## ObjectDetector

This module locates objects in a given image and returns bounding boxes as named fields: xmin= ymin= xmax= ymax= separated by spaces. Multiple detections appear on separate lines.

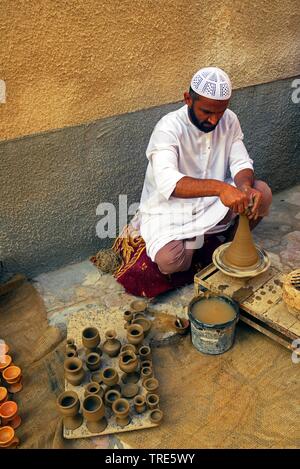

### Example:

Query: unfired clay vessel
xmin=101 ymin=367 xmax=119 ymax=387
xmin=223 ymin=214 xmax=259 ymax=268
xmin=143 ymin=377 xmax=159 ymax=395
xmin=104 ymin=389 xmax=121 ymax=408
xmin=82 ymin=395 xmax=107 ymax=433
xmin=141 ymin=359 xmax=152 ymax=369
xmin=112 ymin=398 xmax=131 ymax=427
xmin=138 ymin=345 xmax=151 ymax=361
xmin=102 ymin=330 xmax=121 ymax=357
xmin=121 ymin=371 xmax=140 ymax=384
xmin=134 ymin=395 xmax=147 ymax=414
xmin=82 ymin=326 xmax=100 ymax=352
xmin=146 ymin=393 xmax=160 ymax=410
xmin=90 ymin=371 xmax=103 ymax=385
xmin=64 ymin=357 xmax=85 ymax=386
xmin=120 ymin=343 xmax=137 ymax=354
xmin=86 ymin=352 xmax=101 ymax=371
xmin=57 ymin=390 xmax=83 ymax=430
xmin=130 ymin=299 xmax=147 ymax=313
xmin=123 ymin=310 xmax=133 ymax=329
xmin=119 ymin=350 xmax=138 ymax=374
xmin=127 ymin=324 xmax=144 ymax=346
xmin=84 ymin=382 xmax=104 ymax=398
xmin=141 ymin=366 xmax=153 ymax=383
xmin=121 ymin=383 xmax=139 ymax=398
xmin=149 ymin=408 xmax=163 ymax=424
xmin=132 ymin=317 xmax=152 ymax=337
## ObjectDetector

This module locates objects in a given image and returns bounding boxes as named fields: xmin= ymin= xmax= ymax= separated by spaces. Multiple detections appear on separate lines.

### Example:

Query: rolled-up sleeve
xmin=229 ymin=117 xmax=254 ymax=179
xmin=146 ymin=129 xmax=186 ymax=200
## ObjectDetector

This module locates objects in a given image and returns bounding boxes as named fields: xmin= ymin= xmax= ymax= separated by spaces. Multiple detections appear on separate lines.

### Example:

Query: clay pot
xmin=146 ymin=393 xmax=160 ymax=410
xmin=0 ymin=354 xmax=12 ymax=372
xmin=132 ymin=317 xmax=152 ymax=337
xmin=86 ymin=352 xmax=101 ymax=371
xmin=84 ymin=382 xmax=104 ymax=398
xmin=141 ymin=366 xmax=153 ymax=383
xmin=3 ymin=366 xmax=23 ymax=393
xmin=90 ymin=371 xmax=103 ymax=385
xmin=0 ymin=426 xmax=19 ymax=448
xmin=82 ymin=326 xmax=100 ymax=352
xmin=65 ymin=348 xmax=78 ymax=358
xmin=66 ymin=338 xmax=75 ymax=347
xmin=133 ymin=395 xmax=147 ymax=414
xmin=104 ymin=389 xmax=121 ymax=408
xmin=57 ymin=390 xmax=83 ymax=430
xmin=112 ymin=398 xmax=131 ymax=427
xmin=149 ymin=408 xmax=163 ymax=424
xmin=0 ymin=401 xmax=21 ymax=429
xmin=0 ymin=386 xmax=8 ymax=405
xmin=174 ymin=317 xmax=190 ymax=335
xmin=126 ymin=324 xmax=144 ymax=347
xmin=64 ymin=357 xmax=85 ymax=386
xmin=101 ymin=367 xmax=119 ymax=387
xmin=123 ymin=311 xmax=133 ymax=329
xmin=120 ymin=343 xmax=137 ymax=354
xmin=143 ymin=377 xmax=159 ymax=394
xmin=102 ymin=330 xmax=121 ymax=357
xmin=223 ymin=214 xmax=259 ymax=268
xmin=130 ymin=300 xmax=147 ymax=313
xmin=121 ymin=371 xmax=140 ymax=384
xmin=121 ymin=383 xmax=139 ymax=398
xmin=141 ymin=359 xmax=152 ymax=369
xmin=82 ymin=395 xmax=107 ymax=433
xmin=138 ymin=345 xmax=152 ymax=361
xmin=119 ymin=351 xmax=138 ymax=374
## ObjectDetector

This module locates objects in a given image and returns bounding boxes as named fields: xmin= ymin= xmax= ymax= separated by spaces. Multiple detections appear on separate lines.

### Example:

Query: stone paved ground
xmin=32 ymin=184 xmax=300 ymax=448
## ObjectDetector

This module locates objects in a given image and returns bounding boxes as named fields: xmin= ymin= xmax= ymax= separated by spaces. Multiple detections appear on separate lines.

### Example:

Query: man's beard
xmin=188 ymin=104 xmax=218 ymax=133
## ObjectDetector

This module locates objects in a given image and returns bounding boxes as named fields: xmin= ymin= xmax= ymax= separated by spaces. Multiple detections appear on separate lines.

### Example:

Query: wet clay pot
xmin=0 ymin=401 xmax=21 ymax=429
xmin=65 ymin=348 xmax=78 ymax=358
xmin=0 ymin=426 xmax=19 ymax=449
xmin=86 ymin=352 xmax=101 ymax=371
xmin=146 ymin=393 xmax=160 ymax=410
xmin=82 ymin=326 xmax=100 ymax=352
xmin=101 ymin=367 xmax=119 ymax=387
xmin=141 ymin=359 xmax=152 ymax=369
xmin=134 ymin=395 xmax=147 ymax=414
xmin=102 ymin=330 xmax=121 ymax=357
xmin=104 ymin=389 xmax=121 ymax=408
xmin=83 ymin=395 xmax=107 ymax=433
xmin=121 ymin=383 xmax=139 ymax=398
xmin=138 ymin=345 xmax=152 ymax=361
xmin=119 ymin=350 xmax=138 ymax=374
xmin=132 ymin=317 xmax=152 ymax=337
xmin=84 ymin=382 xmax=104 ymax=398
xmin=112 ymin=398 xmax=131 ymax=427
xmin=130 ymin=299 xmax=148 ymax=313
xmin=126 ymin=324 xmax=144 ymax=347
xmin=143 ymin=377 xmax=159 ymax=395
xmin=64 ymin=357 xmax=85 ymax=386
xmin=223 ymin=214 xmax=259 ymax=268
xmin=120 ymin=343 xmax=137 ymax=354
xmin=0 ymin=354 xmax=13 ymax=372
xmin=3 ymin=366 xmax=23 ymax=393
xmin=141 ymin=366 xmax=153 ymax=383
xmin=149 ymin=408 xmax=163 ymax=424
xmin=123 ymin=310 xmax=133 ymax=329
xmin=0 ymin=386 xmax=8 ymax=405
xmin=57 ymin=391 xmax=83 ymax=430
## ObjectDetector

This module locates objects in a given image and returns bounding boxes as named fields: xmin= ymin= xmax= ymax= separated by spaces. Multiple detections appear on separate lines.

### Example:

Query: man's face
xmin=184 ymin=92 xmax=230 ymax=133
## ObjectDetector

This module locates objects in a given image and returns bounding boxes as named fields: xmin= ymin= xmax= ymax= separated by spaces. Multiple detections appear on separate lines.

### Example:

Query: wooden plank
xmin=239 ymin=314 xmax=293 ymax=351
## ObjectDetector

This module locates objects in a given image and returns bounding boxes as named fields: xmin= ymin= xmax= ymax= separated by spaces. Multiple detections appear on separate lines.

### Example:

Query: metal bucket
xmin=188 ymin=294 xmax=239 ymax=355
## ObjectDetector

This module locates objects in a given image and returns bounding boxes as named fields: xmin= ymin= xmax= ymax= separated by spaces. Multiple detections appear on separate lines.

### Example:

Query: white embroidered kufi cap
xmin=191 ymin=67 xmax=232 ymax=100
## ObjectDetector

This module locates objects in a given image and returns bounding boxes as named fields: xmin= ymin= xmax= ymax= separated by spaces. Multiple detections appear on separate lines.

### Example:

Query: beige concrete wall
xmin=1 ymin=0 xmax=300 ymax=141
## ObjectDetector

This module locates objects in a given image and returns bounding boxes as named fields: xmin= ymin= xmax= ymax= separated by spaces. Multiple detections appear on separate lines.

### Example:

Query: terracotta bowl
xmin=3 ymin=366 xmax=21 ymax=383
xmin=0 ymin=354 xmax=12 ymax=371
xmin=0 ymin=386 xmax=8 ymax=404
xmin=0 ymin=400 xmax=18 ymax=419
xmin=0 ymin=426 xmax=15 ymax=447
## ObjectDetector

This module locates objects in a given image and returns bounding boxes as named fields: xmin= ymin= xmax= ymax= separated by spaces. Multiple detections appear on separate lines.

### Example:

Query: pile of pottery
xmin=0 ymin=341 xmax=22 ymax=448
xmin=57 ymin=300 xmax=163 ymax=434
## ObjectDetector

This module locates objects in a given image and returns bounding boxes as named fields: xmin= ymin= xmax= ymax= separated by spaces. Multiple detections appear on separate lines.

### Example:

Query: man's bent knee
xmin=155 ymin=240 xmax=193 ymax=275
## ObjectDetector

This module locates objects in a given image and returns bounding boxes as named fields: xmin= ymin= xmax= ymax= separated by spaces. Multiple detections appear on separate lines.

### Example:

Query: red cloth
xmin=111 ymin=224 xmax=226 ymax=298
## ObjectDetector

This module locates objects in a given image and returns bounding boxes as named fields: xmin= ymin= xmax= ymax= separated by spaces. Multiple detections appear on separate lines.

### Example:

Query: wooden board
xmin=194 ymin=265 xmax=300 ymax=351
xmin=64 ymin=309 xmax=158 ymax=439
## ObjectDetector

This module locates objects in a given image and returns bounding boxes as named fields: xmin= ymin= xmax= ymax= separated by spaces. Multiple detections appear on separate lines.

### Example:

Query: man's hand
xmin=239 ymin=185 xmax=262 ymax=220
xmin=219 ymin=184 xmax=249 ymax=214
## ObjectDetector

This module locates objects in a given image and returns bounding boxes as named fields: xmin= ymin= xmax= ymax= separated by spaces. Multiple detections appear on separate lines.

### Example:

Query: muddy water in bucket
xmin=188 ymin=294 xmax=239 ymax=355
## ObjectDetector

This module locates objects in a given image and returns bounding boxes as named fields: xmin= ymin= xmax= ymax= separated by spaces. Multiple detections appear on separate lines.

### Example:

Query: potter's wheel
xmin=212 ymin=242 xmax=271 ymax=278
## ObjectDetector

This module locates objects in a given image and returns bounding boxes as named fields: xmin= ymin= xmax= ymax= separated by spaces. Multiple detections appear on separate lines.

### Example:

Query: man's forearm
xmin=171 ymin=176 xmax=227 ymax=198
xmin=234 ymin=169 xmax=254 ymax=190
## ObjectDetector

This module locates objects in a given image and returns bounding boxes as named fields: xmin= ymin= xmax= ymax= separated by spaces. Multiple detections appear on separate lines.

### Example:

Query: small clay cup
xmin=66 ymin=338 xmax=75 ymax=347
xmin=86 ymin=352 xmax=101 ymax=371
xmin=0 ymin=400 xmax=21 ymax=429
xmin=83 ymin=395 xmax=107 ymax=433
xmin=102 ymin=330 xmax=121 ymax=357
xmin=127 ymin=324 xmax=144 ymax=346
xmin=82 ymin=326 xmax=100 ymax=351
xmin=120 ymin=343 xmax=137 ymax=354
xmin=174 ymin=317 xmax=190 ymax=335
xmin=134 ymin=395 xmax=147 ymax=414
xmin=132 ymin=317 xmax=152 ymax=337
xmin=138 ymin=345 xmax=152 ymax=361
xmin=121 ymin=383 xmax=139 ymax=398
xmin=123 ymin=310 xmax=133 ymax=329
xmin=0 ymin=426 xmax=19 ymax=448
xmin=143 ymin=377 xmax=159 ymax=395
xmin=112 ymin=398 xmax=131 ymax=427
xmin=65 ymin=348 xmax=78 ymax=358
xmin=141 ymin=366 xmax=153 ymax=383
xmin=104 ymin=389 xmax=121 ymax=408
xmin=2 ymin=366 xmax=23 ymax=393
xmin=146 ymin=393 xmax=160 ymax=410
xmin=0 ymin=386 xmax=8 ymax=405
xmin=149 ymin=408 xmax=163 ymax=424
xmin=119 ymin=350 xmax=138 ymax=374
xmin=57 ymin=390 xmax=83 ymax=430
xmin=64 ymin=357 xmax=85 ymax=386
xmin=130 ymin=299 xmax=147 ymax=313
xmin=101 ymin=367 xmax=119 ymax=387
xmin=84 ymin=382 xmax=104 ymax=398
xmin=141 ymin=359 xmax=152 ymax=369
